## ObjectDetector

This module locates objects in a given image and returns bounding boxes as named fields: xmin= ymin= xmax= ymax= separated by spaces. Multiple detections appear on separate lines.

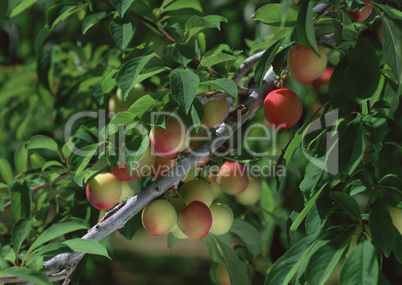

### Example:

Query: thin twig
xmin=3 ymin=171 xmax=72 ymax=209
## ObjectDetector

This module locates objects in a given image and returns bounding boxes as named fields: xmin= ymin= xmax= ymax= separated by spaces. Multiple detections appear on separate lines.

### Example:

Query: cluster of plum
xmin=142 ymin=161 xmax=261 ymax=240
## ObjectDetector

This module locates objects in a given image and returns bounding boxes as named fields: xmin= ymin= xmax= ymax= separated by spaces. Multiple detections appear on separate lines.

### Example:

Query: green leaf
xmin=82 ymin=11 xmax=113 ymax=34
xmin=295 ymin=0 xmax=318 ymax=54
xmin=369 ymin=199 xmax=397 ymax=257
xmin=10 ymin=0 xmax=38 ymax=18
xmin=230 ymin=220 xmax=262 ymax=257
xmin=200 ymin=78 xmax=238 ymax=99
xmin=128 ymin=94 xmax=158 ymax=118
xmin=290 ymin=182 xmax=328 ymax=231
xmin=334 ymin=11 xmax=357 ymax=43
xmin=348 ymin=179 xmax=368 ymax=196
xmin=41 ymin=160 xmax=64 ymax=171
xmin=112 ymin=0 xmax=134 ymax=17
xmin=102 ymin=69 xmax=119 ymax=94
xmin=252 ymin=4 xmax=298 ymax=27
xmin=0 ymin=158 xmax=14 ymax=185
xmin=0 ymin=267 xmax=51 ymax=285
xmin=14 ymin=143 xmax=28 ymax=174
xmin=10 ymin=180 xmax=31 ymax=221
xmin=116 ymin=53 xmax=158 ymax=99
xmin=26 ymin=243 xmax=73 ymax=266
xmin=172 ymin=44 xmax=195 ymax=67
xmin=381 ymin=16 xmax=402 ymax=88
xmin=124 ymin=136 xmax=150 ymax=171
xmin=329 ymin=192 xmax=361 ymax=221
xmin=28 ymin=220 xmax=89 ymax=253
xmin=118 ymin=213 xmax=142 ymax=240
xmin=199 ymin=53 xmax=237 ymax=69
xmin=47 ymin=2 xmax=79 ymax=30
xmin=362 ymin=112 xmax=389 ymax=151
xmin=70 ymin=143 xmax=100 ymax=183
xmin=62 ymin=239 xmax=111 ymax=259
xmin=12 ymin=218 xmax=32 ymax=255
xmin=202 ymin=234 xmax=225 ymax=263
xmin=265 ymin=232 xmax=321 ymax=285
xmin=170 ymin=69 xmax=199 ymax=114
xmin=109 ymin=111 xmax=136 ymax=127
xmin=340 ymin=239 xmax=379 ymax=285
xmin=254 ymin=37 xmax=285 ymax=88
xmin=109 ymin=14 xmax=136 ymax=51
xmin=344 ymin=37 xmax=381 ymax=102
xmin=306 ymin=232 xmax=351 ymax=285
xmin=28 ymin=135 xmax=59 ymax=152
xmin=215 ymin=238 xmax=249 ymax=285
xmin=272 ymin=45 xmax=292 ymax=75
xmin=162 ymin=0 xmax=202 ymax=13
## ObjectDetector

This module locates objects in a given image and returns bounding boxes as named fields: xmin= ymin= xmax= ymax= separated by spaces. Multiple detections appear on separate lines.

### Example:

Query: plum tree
xmin=215 ymin=264 xmax=231 ymax=285
xmin=177 ymin=201 xmax=212 ymax=239
xmin=111 ymin=146 xmax=156 ymax=181
xmin=287 ymin=44 xmax=327 ymax=83
xmin=179 ymin=179 xmax=214 ymax=206
xmin=149 ymin=156 xmax=177 ymax=179
xmin=200 ymin=95 xmax=229 ymax=128
xmin=108 ymin=84 xmax=146 ymax=113
xmin=207 ymin=174 xmax=223 ymax=200
xmin=86 ymin=173 xmax=122 ymax=210
xmin=235 ymin=177 xmax=261 ymax=206
xmin=141 ymin=199 xmax=177 ymax=236
xmin=209 ymin=203 xmax=234 ymax=235
xmin=149 ymin=118 xmax=190 ymax=158
xmin=345 ymin=0 xmax=373 ymax=22
xmin=388 ymin=206 xmax=402 ymax=235
xmin=217 ymin=162 xmax=249 ymax=195
xmin=263 ymin=89 xmax=303 ymax=130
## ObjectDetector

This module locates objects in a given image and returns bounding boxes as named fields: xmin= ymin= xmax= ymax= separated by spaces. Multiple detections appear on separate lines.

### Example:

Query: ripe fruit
xmin=86 ymin=173 xmax=122 ymax=210
xmin=387 ymin=206 xmax=402 ymax=235
xmin=287 ymin=44 xmax=327 ymax=83
xmin=207 ymin=174 xmax=223 ymax=200
xmin=346 ymin=0 xmax=373 ymax=22
xmin=179 ymin=179 xmax=214 ymax=207
xmin=141 ymin=199 xmax=177 ymax=236
xmin=149 ymin=156 xmax=177 ymax=179
xmin=149 ymin=118 xmax=190 ymax=158
xmin=311 ymin=67 xmax=334 ymax=93
xmin=216 ymin=264 xmax=230 ymax=285
xmin=263 ymin=89 xmax=303 ymax=130
xmin=217 ymin=162 xmax=249 ymax=195
xmin=200 ymin=96 xmax=229 ymax=128
xmin=235 ymin=177 xmax=261 ymax=206
xmin=109 ymin=84 xmax=146 ymax=113
xmin=177 ymin=201 xmax=212 ymax=239
xmin=111 ymin=146 xmax=156 ymax=182
xmin=209 ymin=203 xmax=234 ymax=235
xmin=187 ymin=128 xmax=210 ymax=166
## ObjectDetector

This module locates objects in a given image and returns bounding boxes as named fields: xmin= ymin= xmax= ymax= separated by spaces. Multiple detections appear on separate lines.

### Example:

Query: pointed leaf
xmin=10 ymin=180 xmax=31 ymax=221
xmin=82 ymin=11 xmax=113 ymax=34
xmin=329 ymin=191 xmax=361 ymax=221
xmin=0 ymin=267 xmax=51 ymax=285
xmin=252 ymin=4 xmax=298 ymax=27
xmin=200 ymin=78 xmax=238 ymax=99
xmin=109 ymin=14 xmax=136 ymax=51
xmin=62 ymin=239 xmax=111 ymax=259
xmin=14 ymin=143 xmax=28 ymax=174
xmin=112 ymin=0 xmax=135 ymax=17
xmin=0 ymin=158 xmax=13 ymax=185
xmin=10 ymin=0 xmax=38 ymax=18
xmin=12 ymin=218 xmax=32 ymax=255
xmin=295 ymin=0 xmax=318 ymax=54
xmin=28 ymin=135 xmax=59 ymax=152
xmin=170 ymin=69 xmax=199 ymax=114
xmin=47 ymin=2 xmax=78 ymax=30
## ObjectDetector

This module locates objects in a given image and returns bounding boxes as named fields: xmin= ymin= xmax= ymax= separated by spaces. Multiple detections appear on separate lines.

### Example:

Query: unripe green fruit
xmin=170 ymin=224 xmax=188 ymax=239
xmin=112 ymin=146 xmax=156 ymax=181
xmin=141 ymin=199 xmax=177 ymax=236
xmin=201 ymin=97 xmax=229 ymax=128
xmin=108 ymin=84 xmax=146 ymax=113
xmin=388 ymin=206 xmax=402 ymax=235
xmin=118 ymin=182 xmax=135 ymax=203
xmin=181 ymin=166 xmax=199 ymax=183
xmin=179 ymin=179 xmax=214 ymax=207
xmin=235 ymin=177 xmax=261 ymax=206
xmin=287 ymin=44 xmax=327 ymax=83
xmin=177 ymin=201 xmax=212 ymax=239
xmin=216 ymin=264 xmax=231 ymax=285
xmin=149 ymin=118 xmax=190 ymax=158
xmin=209 ymin=203 xmax=234 ymax=235
xmin=217 ymin=162 xmax=249 ymax=195
xmin=86 ymin=173 xmax=122 ymax=210
xmin=263 ymin=89 xmax=303 ymax=130
xmin=207 ymin=174 xmax=223 ymax=200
